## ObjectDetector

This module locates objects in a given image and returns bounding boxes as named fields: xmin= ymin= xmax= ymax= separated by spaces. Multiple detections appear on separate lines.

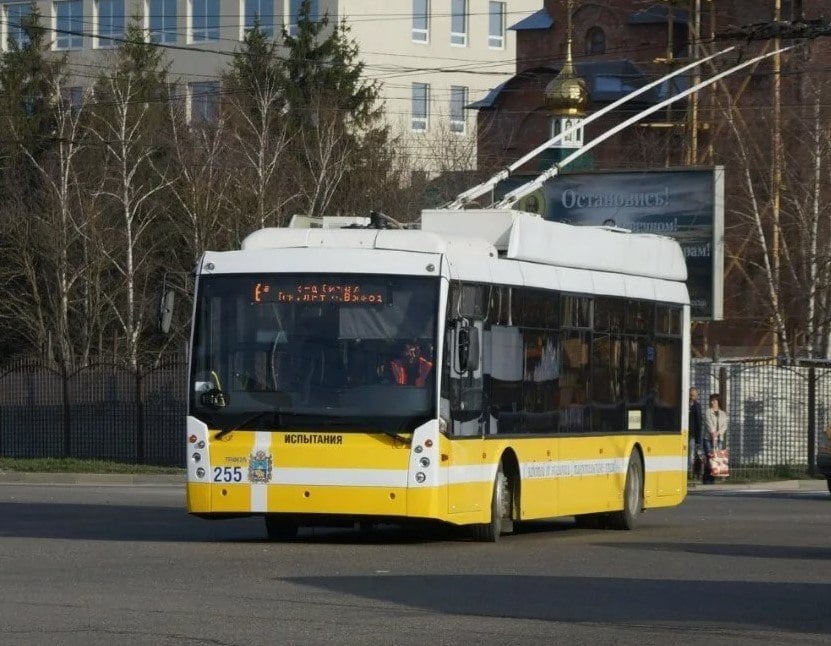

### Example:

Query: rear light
xmin=188 ymin=434 xmax=197 ymax=444
xmin=424 ymin=439 xmax=433 ymax=448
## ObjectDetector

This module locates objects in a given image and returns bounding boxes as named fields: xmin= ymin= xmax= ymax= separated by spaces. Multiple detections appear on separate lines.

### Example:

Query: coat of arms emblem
xmin=248 ymin=450 xmax=273 ymax=484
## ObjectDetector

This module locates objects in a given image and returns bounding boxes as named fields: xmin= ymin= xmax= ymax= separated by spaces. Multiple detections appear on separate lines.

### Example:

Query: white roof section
xmin=421 ymin=209 xmax=687 ymax=282
xmin=232 ymin=209 xmax=687 ymax=292
xmin=240 ymin=226 xmax=498 ymax=261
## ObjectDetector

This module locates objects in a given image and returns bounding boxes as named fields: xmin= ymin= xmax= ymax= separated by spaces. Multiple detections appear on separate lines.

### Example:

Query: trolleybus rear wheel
xmin=264 ymin=515 xmax=299 ymax=541
xmin=608 ymin=452 xmax=643 ymax=530
xmin=472 ymin=462 xmax=512 ymax=542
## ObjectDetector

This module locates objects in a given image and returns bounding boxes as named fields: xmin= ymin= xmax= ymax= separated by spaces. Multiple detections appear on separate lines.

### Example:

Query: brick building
xmin=470 ymin=0 xmax=831 ymax=359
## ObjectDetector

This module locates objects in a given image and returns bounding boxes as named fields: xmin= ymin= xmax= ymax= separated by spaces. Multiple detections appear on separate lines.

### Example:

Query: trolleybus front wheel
xmin=472 ymin=462 xmax=513 ymax=542
xmin=608 ymin=452 xmax=644 ymax=530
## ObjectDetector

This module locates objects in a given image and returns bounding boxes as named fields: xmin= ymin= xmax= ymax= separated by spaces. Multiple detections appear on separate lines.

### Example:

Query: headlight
xmin=415 ymin=472 xmax=426 ymax=484
xmin=197 ymin=440 xmax=205 ymax=449
xmin=414 ymin=445 xmax=423 ymax=454
xmin=419 ymin=457 xmax=430 ymax=468
xmin=195 ymin=467 xmax=205 ymax=478
xmin=191 ymin=452 xmax=201 ymax=463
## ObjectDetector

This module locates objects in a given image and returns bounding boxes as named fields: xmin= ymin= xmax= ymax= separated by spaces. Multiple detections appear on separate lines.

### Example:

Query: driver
xmin=387 ymin=340 xmax=433 ymax=387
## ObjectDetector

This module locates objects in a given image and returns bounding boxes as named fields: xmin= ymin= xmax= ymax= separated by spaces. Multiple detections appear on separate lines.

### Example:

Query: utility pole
xmin=772 ymin=0 xmax=782 ymax=359
xmin=688 ymin=0 xmax=702 ymax=165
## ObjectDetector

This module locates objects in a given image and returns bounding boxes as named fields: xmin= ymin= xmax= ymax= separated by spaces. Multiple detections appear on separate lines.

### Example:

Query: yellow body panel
xmin=187 ymin=429 xmax=687 ymax=525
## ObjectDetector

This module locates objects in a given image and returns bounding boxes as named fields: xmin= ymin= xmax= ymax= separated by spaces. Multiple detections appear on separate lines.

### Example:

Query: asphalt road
xmin=1 ymin=481 xmax=829 ymax=646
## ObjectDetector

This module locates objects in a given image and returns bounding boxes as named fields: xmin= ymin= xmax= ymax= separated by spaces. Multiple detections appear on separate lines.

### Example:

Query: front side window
xmin=411 ymin=82 xmax=429 ymax=132
xmin=289 ymin=0 xmax=318 ymax=36
xmin=54 ymin=0 xmax=83 ymax=49
xmin=190 ymin=274 xmax=439 ymax=432
xmin=95 ymin=0 xmax=124 ymax=47
xmin=4 ymin=2 xmax=33 ymax=50
xmin=412 ymin=0 xmax=428 ymax=42
xmin=244 ymin=0 xmax=273 ymax=37
xmin=147 ymin=0 xmax=177 ymax=43
xmin=450 ymin=0 xmax=466 ymax=45
xmin=189 ymin=81 xmax=220 ymax=122
xmin=488 ymin=1 xmax=504 ymax=48
xmin=449 ymin=85 xmax=467 ymax=134
xmin=191 ymin=0 xmax=219 ymax=41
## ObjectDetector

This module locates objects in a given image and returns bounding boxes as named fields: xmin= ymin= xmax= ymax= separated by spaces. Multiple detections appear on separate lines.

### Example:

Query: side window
xmin=443 ymin=283 xmax=486 ymax=436
xmin=653 ymin=305 xmax=683 ymax=432
xmin=591 ymin=297 xmax=624 ymax=433
xmin=560 ymin=330 xmax=590 ymax=432
xmin=523 ymin=329 xmax=559 ymax=433
xmin=622 ymin=300 xmax=655 ymax=431
xmin=522 ymin=290 xmax=558 ymax=329
xmin=561 ymin=295 xmax=592 ymax=329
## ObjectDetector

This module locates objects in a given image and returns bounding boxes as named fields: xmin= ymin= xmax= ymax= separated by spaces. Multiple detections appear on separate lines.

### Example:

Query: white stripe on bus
xmin=250 ymin=431 xmax=272 ymax=512
xmin=249 ymin=455 xmax=685 ymax=488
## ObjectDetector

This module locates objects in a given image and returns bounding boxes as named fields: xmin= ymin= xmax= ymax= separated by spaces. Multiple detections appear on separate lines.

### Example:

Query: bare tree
xmin=226 ymin=77 xmax=298 ymax=231
xmin=88 ymin=69 xmax=172 ymax=368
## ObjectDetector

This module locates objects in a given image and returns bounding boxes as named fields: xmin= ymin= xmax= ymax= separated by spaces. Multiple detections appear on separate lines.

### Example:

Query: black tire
xmin=608 ymin=452 xmax=644 ymax=530
xmin=264 ymin=515 xmax=298 ymax=541
xmin=472 ymin=462 xmax=513 ymax=542
xmin=826 ymin=478 xmax=831 ymax=497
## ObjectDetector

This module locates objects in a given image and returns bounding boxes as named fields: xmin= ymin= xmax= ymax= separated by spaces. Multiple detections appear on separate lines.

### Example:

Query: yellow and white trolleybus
xmin=185 ymin=209 xmax=690 ymax=541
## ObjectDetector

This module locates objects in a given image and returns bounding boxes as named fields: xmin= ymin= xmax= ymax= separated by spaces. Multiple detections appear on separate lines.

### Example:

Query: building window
xmin=450 ymin=85 xmax=467 ymax=134
xmin=411 ymin=82 xmax=429 ymax=132
xmin=412 ymin=0 xmax=428 ymax=43
xmin=585 ymin=26 xmax=606 ymax=55
xmin=191 ymin=0 xmax=219 ymax=42
xmin=244 ymin=0 xmax=273 ymax=37
xmin=95 ymin=0 xmax=124 ymax=47
xmin=147 ymin=0 xmax=177 ymax=43
xmin=62 ymin=85 xmax=84 ymax=113
xmin=288 ymin=0 xmax=318 ymax=36
xmin=450 ymin=0 xmax=466 ymax=46
xmin=189 ymin=81 xmax=220 ymax=123
xmin=4 ymin=3 xmax=34 ymax=50
xmin=54 ymin=0 xmax=83 ymax=49
xmin=488 ymin=1 xmax=504 ymax=49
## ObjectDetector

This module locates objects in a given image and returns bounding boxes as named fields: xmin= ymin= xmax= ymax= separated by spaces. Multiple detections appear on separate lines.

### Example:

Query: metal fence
xmin=0 ymin=358 xmax=187 ymax=467
xmin=692 ymin=359 xmax=831 ymax=479
xmin=0 ymin=356 xmax=827 ymax=475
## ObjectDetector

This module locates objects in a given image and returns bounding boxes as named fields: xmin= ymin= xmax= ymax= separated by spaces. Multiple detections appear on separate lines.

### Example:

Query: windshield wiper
xmin=299 ymin=415 xmax=412 ymax=445
xmin=214 ymin=411 xmax=280 ymax=441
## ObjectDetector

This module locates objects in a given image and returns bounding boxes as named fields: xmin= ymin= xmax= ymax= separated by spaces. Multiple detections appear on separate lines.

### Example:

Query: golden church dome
xmin=544 ymin=59 xmax=589 ymax=116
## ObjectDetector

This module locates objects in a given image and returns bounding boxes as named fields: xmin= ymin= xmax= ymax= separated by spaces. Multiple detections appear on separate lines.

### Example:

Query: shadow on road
xmin=605 ymin=541 xmax=831 ymax=561
xmin=284 ymin=573 xmax=831 ymax=635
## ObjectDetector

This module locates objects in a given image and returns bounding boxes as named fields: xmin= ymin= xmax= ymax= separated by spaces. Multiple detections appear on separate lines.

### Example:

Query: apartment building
xmin=1 ymin=0 xmax=539 ymax=170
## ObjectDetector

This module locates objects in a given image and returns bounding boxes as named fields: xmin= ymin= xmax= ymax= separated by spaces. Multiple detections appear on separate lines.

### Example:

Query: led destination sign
xmin=253 ymin=281 xmax=387 ymax=305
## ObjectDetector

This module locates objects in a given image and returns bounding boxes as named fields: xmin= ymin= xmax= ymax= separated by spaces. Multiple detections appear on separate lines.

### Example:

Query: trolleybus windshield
xmin=190 ymin=274 xmax=439 ymax=432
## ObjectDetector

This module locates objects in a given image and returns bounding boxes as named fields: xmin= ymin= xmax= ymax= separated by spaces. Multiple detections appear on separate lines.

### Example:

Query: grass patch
xmin=0 ymin=458 xmax=184 ymax=474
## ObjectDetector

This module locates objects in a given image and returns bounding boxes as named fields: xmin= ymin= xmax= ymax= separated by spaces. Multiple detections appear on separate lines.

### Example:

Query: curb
xmin=687 ymin=479 xmax=827 ymax=492
xmin=0 ymin=472 xmax=185 ymax=485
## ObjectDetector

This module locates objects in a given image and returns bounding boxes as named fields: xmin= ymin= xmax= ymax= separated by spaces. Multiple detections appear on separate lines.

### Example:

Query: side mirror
xmin=159 ymin=289 xmax=175 ymax=334
xmin=457 ymin=324 xmax=480 ymax=373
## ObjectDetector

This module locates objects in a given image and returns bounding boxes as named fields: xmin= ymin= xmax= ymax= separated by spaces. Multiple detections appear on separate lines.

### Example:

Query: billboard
xmin=498 ymin=168 xmax=724 ymax=320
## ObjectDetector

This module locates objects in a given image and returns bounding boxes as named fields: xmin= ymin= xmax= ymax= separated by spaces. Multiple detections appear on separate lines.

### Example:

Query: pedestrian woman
xmin=703 ymin=393 xmax=728 ymax=483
